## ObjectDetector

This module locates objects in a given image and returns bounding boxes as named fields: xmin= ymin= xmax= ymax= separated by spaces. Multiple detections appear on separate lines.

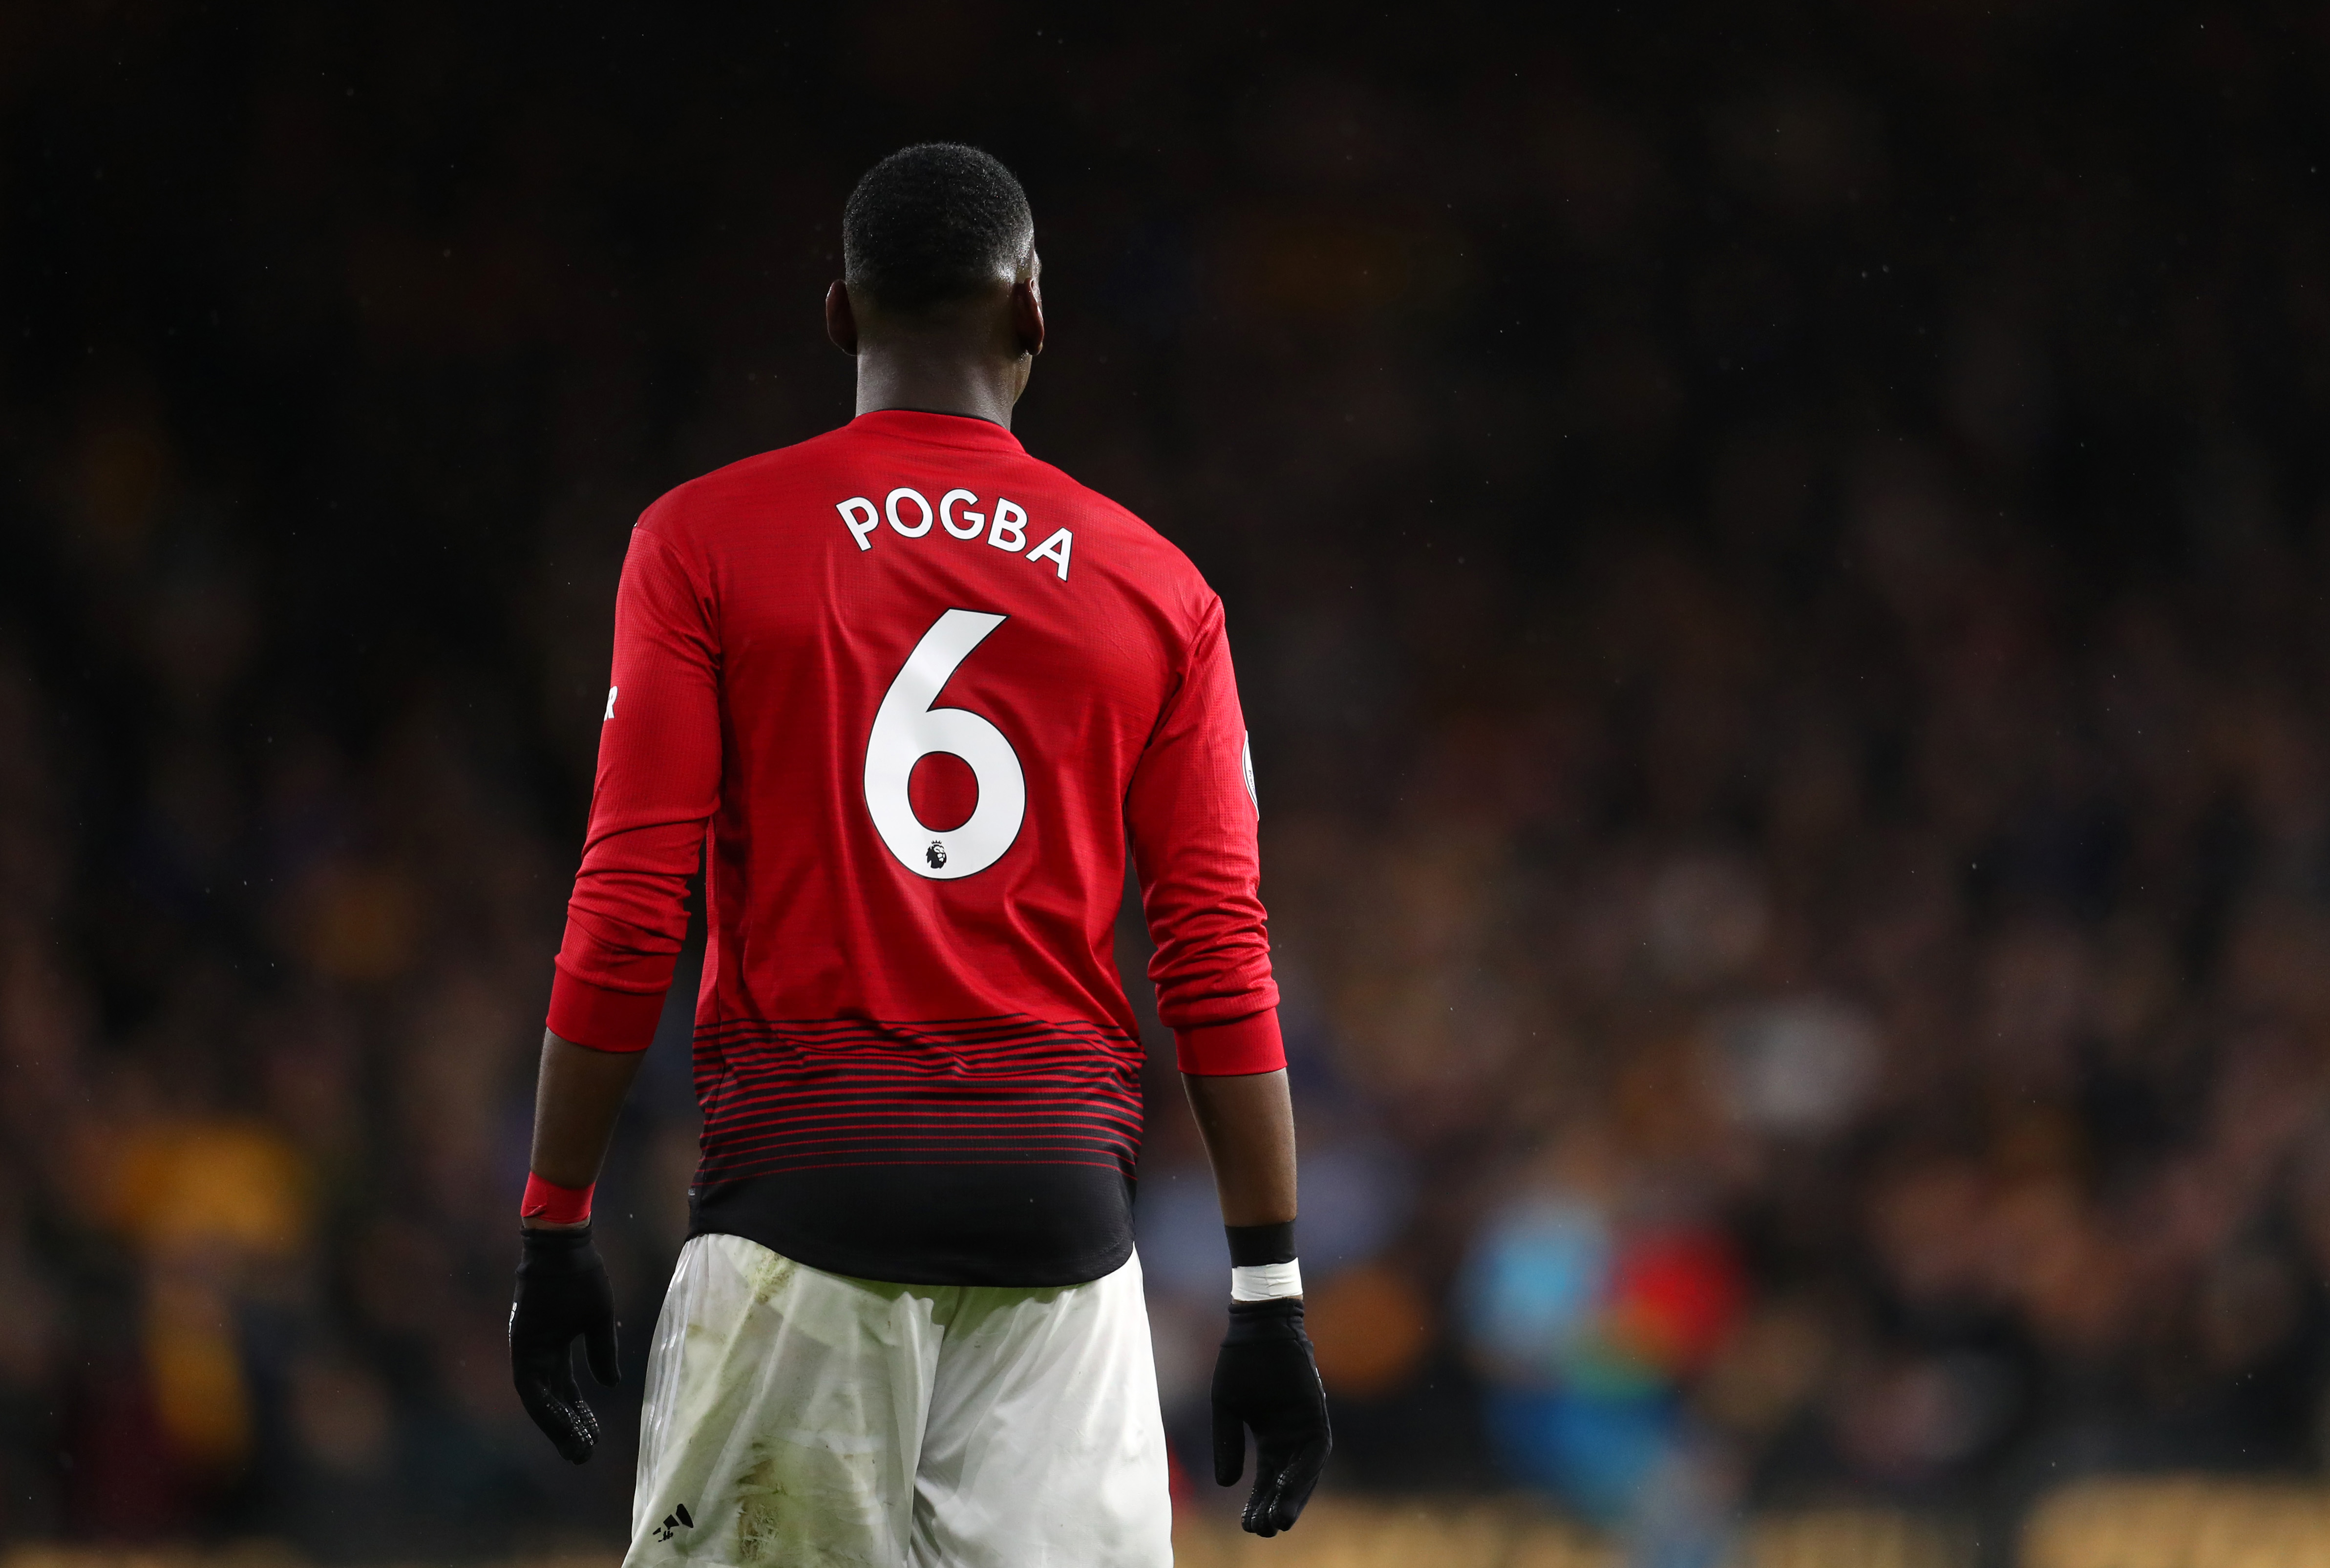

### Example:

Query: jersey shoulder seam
xmin=1022 ymin=458 xmax=1213 ymax=605
xmin=648 ymin=427 xmax=855 ymax=519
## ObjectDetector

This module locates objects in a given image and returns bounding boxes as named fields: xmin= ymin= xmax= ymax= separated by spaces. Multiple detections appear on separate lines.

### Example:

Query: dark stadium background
xmin=3 ymin=3 xmax=2329 ymax=1563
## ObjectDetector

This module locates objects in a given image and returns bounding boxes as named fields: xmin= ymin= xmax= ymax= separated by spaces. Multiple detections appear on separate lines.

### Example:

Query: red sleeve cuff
xmin=546 ymin=966 xmax=666 ymax=1052
xmin=1173 ymin=1009 xmax=1287 ymax=1075
xmin=520 ymin=1172 xmax=595 ymax=1225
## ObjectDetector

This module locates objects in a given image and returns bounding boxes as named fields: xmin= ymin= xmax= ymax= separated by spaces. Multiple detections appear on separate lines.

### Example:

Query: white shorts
xmin=623 ymin=1233 xmax=1172 ymax=1568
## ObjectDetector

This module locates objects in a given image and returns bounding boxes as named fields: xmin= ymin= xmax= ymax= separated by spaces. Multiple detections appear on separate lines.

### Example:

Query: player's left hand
xmin=509 ymin=1224 xmax=620 ymax=1463
xmin=1211 ymin=1297 xmax=1332 ymax=1535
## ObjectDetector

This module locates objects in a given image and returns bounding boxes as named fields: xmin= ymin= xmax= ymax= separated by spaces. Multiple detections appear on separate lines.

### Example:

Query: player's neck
xmin=852 ymin=341 xmax=1027 ymax=431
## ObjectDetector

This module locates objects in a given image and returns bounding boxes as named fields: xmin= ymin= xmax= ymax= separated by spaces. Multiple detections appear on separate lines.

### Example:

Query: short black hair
xmin=843 ymin=143 xmax=1034 ymax=314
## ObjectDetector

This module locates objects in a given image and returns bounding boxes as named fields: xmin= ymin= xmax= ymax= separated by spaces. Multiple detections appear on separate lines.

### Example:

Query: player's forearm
xmin=1181 ymin=1068 xmax=1297 ymax=1227
xmin=526 ymin=1028 xmax=648 ymax=1222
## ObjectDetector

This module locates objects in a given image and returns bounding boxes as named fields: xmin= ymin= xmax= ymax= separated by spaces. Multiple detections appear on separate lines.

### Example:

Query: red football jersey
xmin=547 ymin=409 xmax=1281 ymax=1284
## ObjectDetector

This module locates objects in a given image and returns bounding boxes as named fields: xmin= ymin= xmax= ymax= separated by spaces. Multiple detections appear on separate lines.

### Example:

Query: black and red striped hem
xmin=684 ymin=1013 xmax=1146 ymax=1285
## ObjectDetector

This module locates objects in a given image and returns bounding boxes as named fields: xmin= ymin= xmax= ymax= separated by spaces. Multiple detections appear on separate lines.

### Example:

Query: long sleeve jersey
xmin=548 ymin=409 xmax=1281 ymax=1285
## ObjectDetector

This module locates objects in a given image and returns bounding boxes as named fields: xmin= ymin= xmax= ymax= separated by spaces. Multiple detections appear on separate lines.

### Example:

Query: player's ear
xmin=826 ymin=280 xmax=860 ymax=355
xmin=1011 ymin=269 xmax=1044 ymax=360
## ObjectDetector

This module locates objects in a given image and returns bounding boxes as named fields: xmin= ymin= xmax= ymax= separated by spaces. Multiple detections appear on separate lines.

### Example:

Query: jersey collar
xmin=848 ymin=408 xmax=1027 ymax=454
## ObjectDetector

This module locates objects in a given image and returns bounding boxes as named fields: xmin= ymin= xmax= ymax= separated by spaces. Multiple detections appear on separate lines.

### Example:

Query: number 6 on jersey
xmin=864 ymin=609 xmax=1027 ymax=880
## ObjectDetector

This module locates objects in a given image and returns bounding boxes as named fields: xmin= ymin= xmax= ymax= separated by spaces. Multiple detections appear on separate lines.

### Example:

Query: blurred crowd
xmin=3 ymin=2 xmax=2328 ymax=1560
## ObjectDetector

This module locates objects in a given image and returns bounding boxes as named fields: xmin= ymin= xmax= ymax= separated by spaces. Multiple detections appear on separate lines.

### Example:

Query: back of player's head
xmin=843 ymin=144 xmax=1034 ymax=316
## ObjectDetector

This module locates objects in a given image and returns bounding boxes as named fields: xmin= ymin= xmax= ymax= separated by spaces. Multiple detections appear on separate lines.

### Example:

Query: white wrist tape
xmin=1230 ymin=1260 xmax=1303 ymax=1301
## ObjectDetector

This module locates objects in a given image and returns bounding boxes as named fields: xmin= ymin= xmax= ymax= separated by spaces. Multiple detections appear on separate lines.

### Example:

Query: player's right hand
xmin=509 ymin=1225 xmax=620 ymax=1463
xmin=1211 ymin=1297 xmax=1332 ymax=1535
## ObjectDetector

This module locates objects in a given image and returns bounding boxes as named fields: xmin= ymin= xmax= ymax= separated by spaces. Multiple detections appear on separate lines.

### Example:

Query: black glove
xmin=509 ymin=1225 xmax=620 ymax=1463
xmin=1211 ymin=1297 xmax=1332 ymax=1535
